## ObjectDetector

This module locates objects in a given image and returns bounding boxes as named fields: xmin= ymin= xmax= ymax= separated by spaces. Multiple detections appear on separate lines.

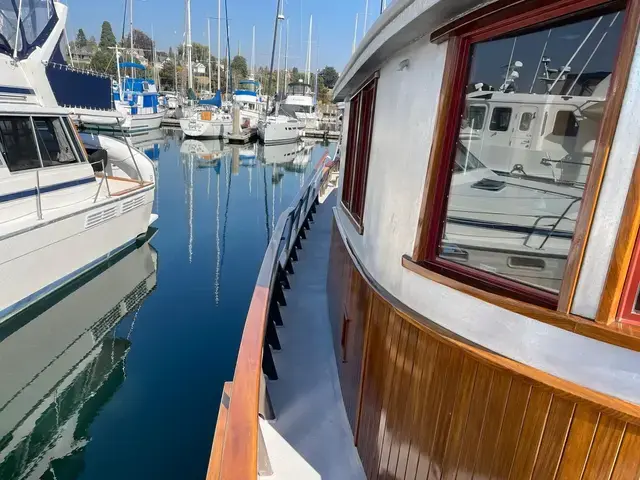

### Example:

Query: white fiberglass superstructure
xmin=234 ymin=79 xmax=265 ymax=128
xmin=0 ymin=0 xmax=157 ymax=323
xmin=283 ymin=80 xmax=319 ymax=129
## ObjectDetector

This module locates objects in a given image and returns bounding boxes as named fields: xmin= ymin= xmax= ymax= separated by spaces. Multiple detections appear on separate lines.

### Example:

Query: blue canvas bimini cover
xmin=46 ymin=64 xmax=113 ymax=110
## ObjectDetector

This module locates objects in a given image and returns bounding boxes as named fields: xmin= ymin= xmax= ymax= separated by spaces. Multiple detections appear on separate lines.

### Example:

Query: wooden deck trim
xmin=335 ymin=213 xmax=640 ymax=423
xmin=210 ymin=151 xmax=333 ymax=480
xmin=206 ymin=382 xmax=233 ymax=480
xmin=557 ymin=0 xmax=640 ymax=312
xmin=596 ymin=149 xmax=640 ymax=324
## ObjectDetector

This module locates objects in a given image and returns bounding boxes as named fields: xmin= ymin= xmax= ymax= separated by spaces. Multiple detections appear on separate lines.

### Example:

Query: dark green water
xmin=0 ymin=131 xmax=334 ymax=480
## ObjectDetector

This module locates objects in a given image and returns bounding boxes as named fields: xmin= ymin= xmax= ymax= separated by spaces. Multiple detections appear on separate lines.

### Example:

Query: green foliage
xmin=318 ymin=66 xmax=338 ymax=89
xmin=76 ymin=28 xmax=87 ymax=48
xmin=177 ymin=43 xmax=212 ymax=65
xmin=231 ymin=55 xmax=248 ymax=86
xmin=160 ymin=61 xmax=176 ymax=90
xmin=99 ymin=21 xmax=116 ymax=49
xmin=122 ymin=29 xmax=153 ymax=55
xmin=90 ymin=49 xmax=116 ymax=76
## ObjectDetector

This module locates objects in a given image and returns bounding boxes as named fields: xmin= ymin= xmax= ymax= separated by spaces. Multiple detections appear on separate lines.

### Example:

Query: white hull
xmin=0 ymin=187 xmax=155 ymax=322
xmin=180 ymin=117 xmax=233 ymax=138
xmin=258 ymin=118 xmax=301 ymax=145
xmin=80 ymin=111 xmax=165 ymax=133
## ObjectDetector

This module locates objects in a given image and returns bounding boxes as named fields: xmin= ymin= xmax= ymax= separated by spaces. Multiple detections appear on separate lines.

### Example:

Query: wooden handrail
xmin=207 ymin=150 xmax=332 ymax=480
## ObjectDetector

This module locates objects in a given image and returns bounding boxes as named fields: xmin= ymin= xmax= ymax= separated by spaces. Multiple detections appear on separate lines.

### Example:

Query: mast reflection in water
xmin=0 ymin=130 xmax=334 ymax=480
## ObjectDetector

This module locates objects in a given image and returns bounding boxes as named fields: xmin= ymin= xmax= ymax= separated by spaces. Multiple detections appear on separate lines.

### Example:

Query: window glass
xmin=33 ymin=117 xmax=78 ymax=167
xmin=489 ymin=107 xmax=511 ymax=131
xmin=552 ymin=111 xmax=579 ymax=137
xmin=440 ymin=9 xmax=624 ymax=295
xmin=0 ymin=117 xmax=41 ymax=172
xmin=463 ymin=105 xmax=486 ymax=130
xmin=519 ymin=112 xmax=534 ymax=131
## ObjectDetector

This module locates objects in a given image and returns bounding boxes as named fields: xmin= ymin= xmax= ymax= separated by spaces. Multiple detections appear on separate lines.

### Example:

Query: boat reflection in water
xmin=0 ymin=239 xmax=158 ymax=480
xmin=128 ymin=128 xmax=171 ymax=163
xmin=180 ymin=139 xmax=227 ymax=170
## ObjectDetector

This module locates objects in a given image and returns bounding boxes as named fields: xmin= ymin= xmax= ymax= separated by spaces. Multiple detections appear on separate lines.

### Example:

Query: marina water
xmin=0 ymin=131 xmax=335 ymax=480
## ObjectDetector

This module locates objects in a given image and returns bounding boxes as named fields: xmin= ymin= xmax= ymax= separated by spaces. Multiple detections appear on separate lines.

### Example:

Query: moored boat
xmin=0 ymin=0 xmax=157 ymax=323
xmin=207 ymin=0 xmax=640 ymax=479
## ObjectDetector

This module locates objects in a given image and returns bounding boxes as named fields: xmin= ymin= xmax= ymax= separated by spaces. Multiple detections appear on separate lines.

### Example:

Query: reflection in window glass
xmin=33 ymin=117 xmax=78 ymax=167
xmin=553 ymin=111 xmax=579 ymax=137
xmin=463 ymin=105 xmax=486 ymax=130
xmin=489 ymin=107 xmax=512 ymax=131
xmin=519 ymin=112 xmax=534 ymax=131
xmin=440 ymin=9 xmax=625 ymax=294
xmin=0 ymin=117 xmax=41 ymax=172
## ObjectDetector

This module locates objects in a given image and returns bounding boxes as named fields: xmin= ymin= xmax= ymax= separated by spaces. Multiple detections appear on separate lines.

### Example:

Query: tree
xmin=76 ymin=28 xmax=87 ymax=48
xmin=122 ymin=29 xmax=153 ymax=57
xmin=160 ymin=61 xmax=176 ymax=90
xmin=99 ymin=21 xmax=116 ymax=49
xmin=88 ymin=35 xmax=97 ymax=50
xmin=90 ymin=49 xmax=116 ymax=75
xmin=168 ymin=46 xmax=173 ymax=57
xmin=318 ymin=66 xmax=338 ymax=89
xmin=178 ymin=42 xmax=211 ymax=65
xmin=231 ymin=55 xmax=248 ymax=85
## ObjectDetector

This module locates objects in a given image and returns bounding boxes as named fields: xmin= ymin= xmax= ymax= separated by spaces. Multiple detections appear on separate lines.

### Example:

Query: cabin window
xmin=412 ymin=1 xmax=628 ymax=309
xmin=463 ymin=105 xmax=486 ymax=130
xmin=553 ymin=111 xmax=580 ymax=137
xmin=489 ymin=107 xmax=511 ymax=131
xmin=0 ymin=117 xmax=42 ymax=172
xmin=519 ymin=112 xmax=534 ymax=131
xmin=341 ymin=76 xmax=378 ymax=232
xmin=33 ymin=117 xmax=79 ymax=167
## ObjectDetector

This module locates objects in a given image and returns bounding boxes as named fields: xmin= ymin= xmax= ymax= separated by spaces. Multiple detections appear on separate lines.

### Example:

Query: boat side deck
xmin=261 ymin=192 xmax=365 ymax=480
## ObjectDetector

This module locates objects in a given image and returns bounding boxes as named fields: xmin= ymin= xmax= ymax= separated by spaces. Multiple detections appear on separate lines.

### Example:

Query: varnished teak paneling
xmin=331 ymin=219 xmax=640 ymax=480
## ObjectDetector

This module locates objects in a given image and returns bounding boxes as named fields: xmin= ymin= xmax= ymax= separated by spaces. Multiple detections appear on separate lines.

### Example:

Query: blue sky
xmin=63 ymin=0 xmax=383 ymax=72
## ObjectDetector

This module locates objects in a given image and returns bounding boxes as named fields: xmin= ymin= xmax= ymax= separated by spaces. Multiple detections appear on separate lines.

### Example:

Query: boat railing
xmin=206 ymin=150 xmax=335 ymax=480
xmin=524 ymin=197 xmax=582 ymax=249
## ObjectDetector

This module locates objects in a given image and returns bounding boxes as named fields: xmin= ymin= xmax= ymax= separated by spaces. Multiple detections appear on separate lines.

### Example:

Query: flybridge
xmin=0 ymin=0 xmax=57 ymax=60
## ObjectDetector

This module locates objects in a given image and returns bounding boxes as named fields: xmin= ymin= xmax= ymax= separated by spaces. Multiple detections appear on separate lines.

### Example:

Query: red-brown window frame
xmin=341 ymin=75 xmax=379 ymax=234
xmin=411 ymin=0 xmax=637 ymax=311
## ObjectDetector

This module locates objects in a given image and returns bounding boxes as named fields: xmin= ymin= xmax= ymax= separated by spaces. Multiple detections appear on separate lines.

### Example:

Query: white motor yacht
xmin=180 ymin=107 xmax=233 ymax=138
xmin=283 ymin=80 xmax=319 ymax=129
xmin=257 ymin=105 xmax=302 ymax=145
xmin=0 ymin=0 xmax=157 ymax=323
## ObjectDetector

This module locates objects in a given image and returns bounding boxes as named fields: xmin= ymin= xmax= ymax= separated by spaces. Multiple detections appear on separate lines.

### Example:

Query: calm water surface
xmin=0 ymin=130 xmax=335 ymax=480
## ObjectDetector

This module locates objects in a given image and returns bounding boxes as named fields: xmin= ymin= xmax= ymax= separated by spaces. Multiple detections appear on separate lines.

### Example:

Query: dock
xmin=303 ymin=129 xmax=340 ymax=141
xmin=227 ymin=127 xmax=258 ymax=144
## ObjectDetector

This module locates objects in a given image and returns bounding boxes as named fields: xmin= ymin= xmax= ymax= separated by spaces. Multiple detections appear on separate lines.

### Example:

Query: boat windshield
xmin=287 ymin=83 xmax=310 ymax=96
xmin=0 ymin=0 xmax=57 ymax=58
xmin=238 ymin=81 xmax=257 ymax=93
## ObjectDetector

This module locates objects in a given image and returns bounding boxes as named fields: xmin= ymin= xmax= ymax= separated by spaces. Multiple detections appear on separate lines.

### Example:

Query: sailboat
xmin=257 ymin=0 xmax=301 ymax=145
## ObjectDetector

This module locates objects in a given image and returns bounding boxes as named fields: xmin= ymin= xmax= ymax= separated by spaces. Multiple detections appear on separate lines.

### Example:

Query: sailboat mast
xmin=353 ymin=13 xmax=358 ymax=54
xmin=305 ymin=15 xmax=312 ymax=84
xmin=276 ymin=6 xmax=283 ymax=97
xmin=217 ymin=0 xmax=221 ymax=91
xmin=208 ymin=18 xmax=212 ymax=93
xmin=265 ymin=0 xmax=283 ymax=117
xmin=129 ymin=0 xmax=134 ymax=78
xmin=152 ymin=25 xmax=158 ymax=87
xmin=363 ymin=0 xmax=368 ymax=39
xmin=284 ymin=20 xmax=289 ymax=88
xmin=186 ymin=0 xmax=193 ymax=91
xmin=251 ymin=25 xmax=255 ymax=77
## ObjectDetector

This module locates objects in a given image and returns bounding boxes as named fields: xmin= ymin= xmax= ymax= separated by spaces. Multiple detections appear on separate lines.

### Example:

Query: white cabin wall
xmin=335 ymin=27 xmax=640 ymax=404
xmin=571 ymin=34 xmax=640 ymax=318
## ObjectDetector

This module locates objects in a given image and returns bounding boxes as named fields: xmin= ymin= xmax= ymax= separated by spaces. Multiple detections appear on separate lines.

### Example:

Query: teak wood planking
xmin=331 ymin=216 xmax=640 ymax=480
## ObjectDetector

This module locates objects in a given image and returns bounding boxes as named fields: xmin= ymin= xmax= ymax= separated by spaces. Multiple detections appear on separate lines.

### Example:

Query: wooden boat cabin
xmin=208 ymin=0 xmax=640 ymax=478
